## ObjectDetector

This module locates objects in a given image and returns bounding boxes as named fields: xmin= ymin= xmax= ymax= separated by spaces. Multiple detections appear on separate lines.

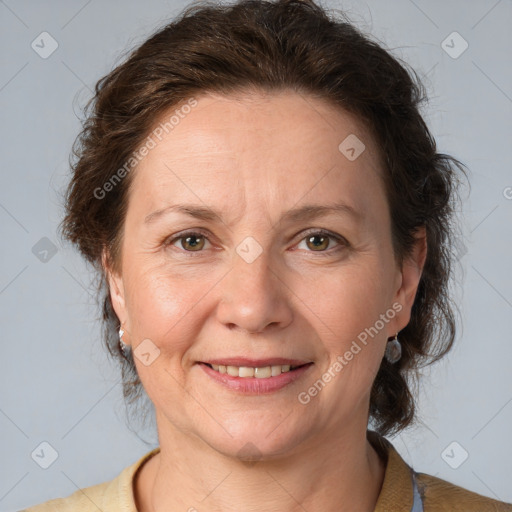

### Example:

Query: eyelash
xmin=165 ymin=228 xmax=348 ymax=257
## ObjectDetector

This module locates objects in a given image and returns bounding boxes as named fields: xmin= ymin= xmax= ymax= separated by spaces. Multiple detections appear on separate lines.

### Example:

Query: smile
xmin=206 ymin=363 xmax=302 ymax=378
xmin=198 ymin=362 xmax=314 ymax=394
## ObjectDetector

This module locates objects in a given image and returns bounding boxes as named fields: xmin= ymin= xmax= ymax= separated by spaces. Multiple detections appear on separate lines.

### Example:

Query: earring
xmin=384 ymin=332 xmax=401 ymax=363
xmin=119 ymin=326 xmax=131 ymax=357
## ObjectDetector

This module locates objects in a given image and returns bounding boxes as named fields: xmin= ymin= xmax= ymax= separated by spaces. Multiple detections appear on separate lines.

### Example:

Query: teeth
xmin=271 ymin=365 xmax=282 ymax=377
xmin=209 ymin=364 xmax=295 ymax=378
xmin=227 ymin=365 xmax=239 ymax=377
xmin=239 ymin=366 xmax=254 ymax=378
xmin=254 ymin=366 xmax=271 ymax=378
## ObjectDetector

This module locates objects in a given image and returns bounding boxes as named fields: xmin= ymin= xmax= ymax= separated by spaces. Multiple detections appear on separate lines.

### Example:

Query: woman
xmin=23 ymin=0 xmax=512 ymax=510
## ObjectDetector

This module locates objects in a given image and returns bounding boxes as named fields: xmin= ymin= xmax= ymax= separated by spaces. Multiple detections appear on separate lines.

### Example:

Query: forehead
xmin=145 ymin=90 xmax=379 ymax=162
xmin=128 ymin=90 xmax=386 ymax=226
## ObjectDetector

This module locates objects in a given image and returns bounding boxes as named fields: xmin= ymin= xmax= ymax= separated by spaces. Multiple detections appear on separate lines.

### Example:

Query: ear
xmin=101 ymin=248 xmax=128 ymax=329
xmin=391 ymin=225 xmax=427 ymax=332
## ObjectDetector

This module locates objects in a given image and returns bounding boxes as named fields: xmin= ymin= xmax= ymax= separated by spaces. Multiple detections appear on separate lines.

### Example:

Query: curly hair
xmin=59 ymin=0 xmax=468 ymax=437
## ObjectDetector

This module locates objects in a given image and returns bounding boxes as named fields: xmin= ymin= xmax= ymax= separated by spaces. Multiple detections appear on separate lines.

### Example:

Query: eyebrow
xmin=144 ymin=201 xmax=362 ymax=226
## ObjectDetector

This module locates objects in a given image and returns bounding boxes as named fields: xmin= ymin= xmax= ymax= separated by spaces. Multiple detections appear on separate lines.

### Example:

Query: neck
xmin=135 ymin=422 xmax=386 ymax=512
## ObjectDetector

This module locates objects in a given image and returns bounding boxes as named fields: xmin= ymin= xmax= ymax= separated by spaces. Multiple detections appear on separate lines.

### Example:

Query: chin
xmin=199 ymin=421 xmax=308 ymax=462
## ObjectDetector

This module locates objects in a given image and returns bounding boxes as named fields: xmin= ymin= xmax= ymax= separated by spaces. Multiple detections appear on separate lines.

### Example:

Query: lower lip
xmin=198 ymin=362 xmax=314 ymax=394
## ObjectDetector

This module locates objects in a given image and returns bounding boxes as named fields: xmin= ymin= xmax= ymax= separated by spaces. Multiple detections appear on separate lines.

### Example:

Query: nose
xmin=215 ymin=247 xmax=294 ymax=335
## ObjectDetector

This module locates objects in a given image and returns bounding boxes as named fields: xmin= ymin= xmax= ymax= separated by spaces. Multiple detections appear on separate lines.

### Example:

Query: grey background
xmin=1 ymin=0 xmax=511 ymax=510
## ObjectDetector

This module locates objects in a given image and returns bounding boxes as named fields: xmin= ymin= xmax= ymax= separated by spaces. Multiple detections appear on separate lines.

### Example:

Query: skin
xmin=105 ymin=89 xmax=427 ymax=512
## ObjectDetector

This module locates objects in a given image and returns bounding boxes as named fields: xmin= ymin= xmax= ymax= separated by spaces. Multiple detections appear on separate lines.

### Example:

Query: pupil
xmin=185 ymin=235 xmax=202 ymax=250
xmin=309 ymin=235 xmax=327 ymax=250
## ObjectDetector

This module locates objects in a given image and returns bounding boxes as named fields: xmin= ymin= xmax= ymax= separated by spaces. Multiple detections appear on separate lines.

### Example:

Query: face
xmin=106 ymin=90 xmax=426 ymax=459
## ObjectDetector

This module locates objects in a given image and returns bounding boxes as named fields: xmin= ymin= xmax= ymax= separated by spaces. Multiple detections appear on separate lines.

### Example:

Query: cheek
xmin=123 ymin=263 xmax=207 ymax=413
xmin=124 ymin=259 xmax=205 ymax=354
xmin=298 ymin=259 xmax=392 ymax=336
xmin=298 ymin=260 xmax=392 ymax=385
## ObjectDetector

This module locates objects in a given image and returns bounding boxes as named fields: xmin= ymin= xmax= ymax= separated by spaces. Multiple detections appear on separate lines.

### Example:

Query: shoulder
xmin=367 ymin=429 xmax=512 ymax=512
xmin=21 ymin=447 xmax=161 ymax=512
xmin=417 ymin=471 xmax=512 ymax=511
xmin=19 ymin=479 xmax=113 ymax=512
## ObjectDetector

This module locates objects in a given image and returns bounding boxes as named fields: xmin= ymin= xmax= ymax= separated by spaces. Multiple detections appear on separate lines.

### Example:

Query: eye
xmin=165 ymin=228 xmax=347 ymax=256
xmin=167 ymin=230 xmax=212 ymax=253
xmin=296 ymin=229 xmax=347 ymax=254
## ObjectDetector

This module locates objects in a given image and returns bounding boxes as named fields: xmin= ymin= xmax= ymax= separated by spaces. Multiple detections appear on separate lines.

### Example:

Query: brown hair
xmin=60 ymin=0 xmax=468 ymax=437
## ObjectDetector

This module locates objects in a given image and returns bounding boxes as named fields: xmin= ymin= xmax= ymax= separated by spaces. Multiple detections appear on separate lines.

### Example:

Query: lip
xmin=197 ymin=361 xmax=314 ymax=394
xmin=199 ymin=357 xmax=311 ymax=367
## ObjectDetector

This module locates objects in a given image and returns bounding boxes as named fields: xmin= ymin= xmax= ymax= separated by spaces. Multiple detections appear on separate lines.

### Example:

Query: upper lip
xmin=199 ymin=357 xmax=313 ymax=367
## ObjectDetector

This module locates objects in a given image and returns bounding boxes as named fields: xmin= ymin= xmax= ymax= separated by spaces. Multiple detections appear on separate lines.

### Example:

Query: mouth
xmin=197 ymin=360 xmax=314 ymax=393
xmin=201 ymin=361 xmax=312 ymax=378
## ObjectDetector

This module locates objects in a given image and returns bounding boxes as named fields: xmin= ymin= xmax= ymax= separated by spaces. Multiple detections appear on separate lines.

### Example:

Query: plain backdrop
xmin=1 ymin=0 xmax=511 ymax=510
